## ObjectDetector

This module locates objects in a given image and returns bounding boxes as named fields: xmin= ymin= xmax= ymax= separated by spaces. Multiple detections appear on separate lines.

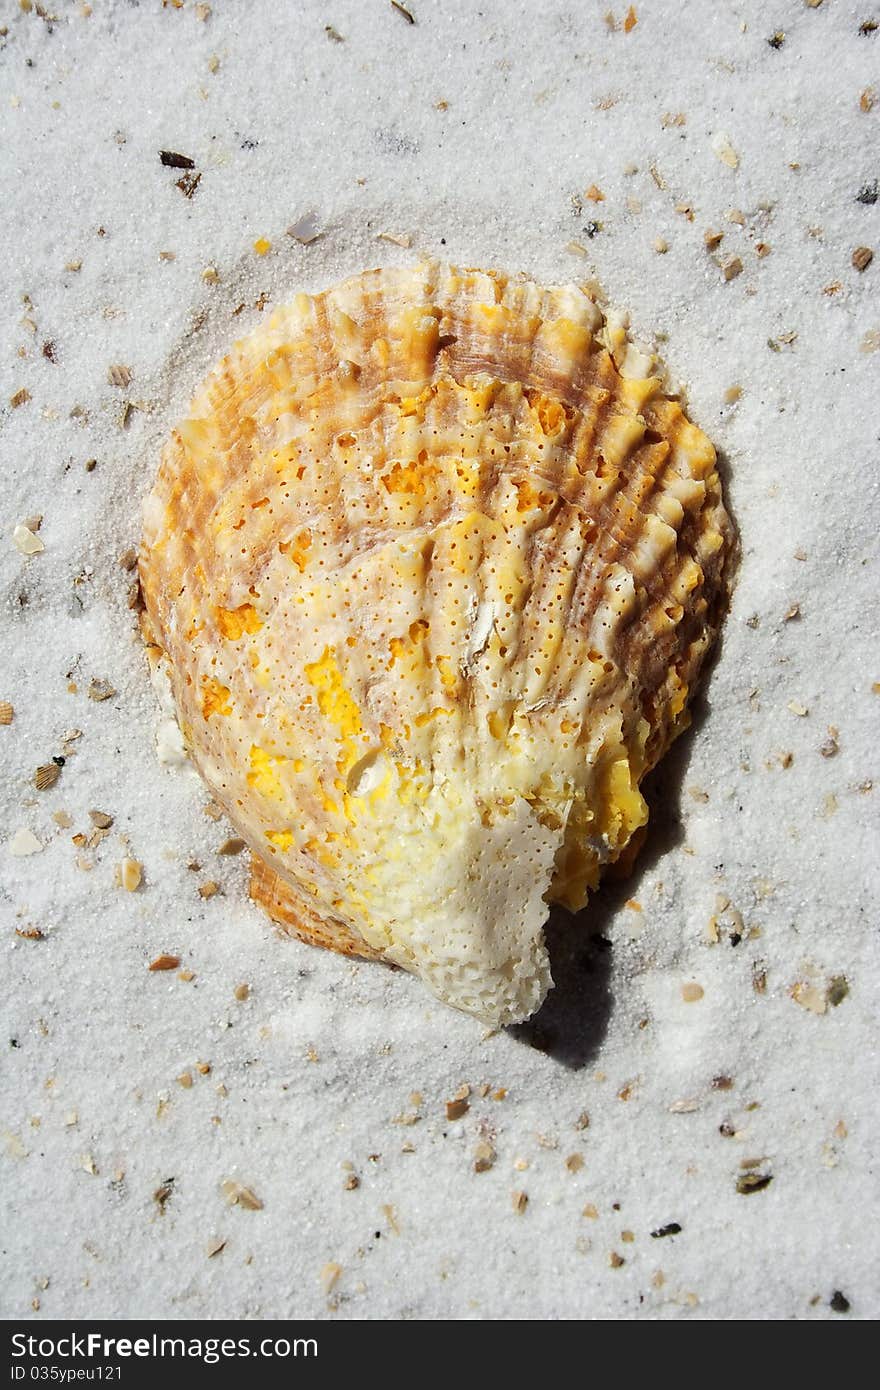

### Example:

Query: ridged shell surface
xmin=140 ymin=262 xmax=735 ymax=1026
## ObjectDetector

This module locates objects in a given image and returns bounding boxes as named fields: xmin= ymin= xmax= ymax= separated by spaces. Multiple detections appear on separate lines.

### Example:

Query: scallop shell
xmin=140 ymin=262 xmax=735 ymax=1026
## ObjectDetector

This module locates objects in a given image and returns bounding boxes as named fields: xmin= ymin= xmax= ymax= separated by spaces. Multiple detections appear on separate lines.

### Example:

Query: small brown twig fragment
xmin=149 ymin=954 xmax=181 ymax=972
xmin=88 ymin=678 xmax=116 ymax=702
xmin=159 ymin=150 xmax=195 ymax=169
xmin=176 ymin=172 xmax=201 ymax=199
xmin=119 ymin=858 xmax=142 ymax=892
xmin=736 ymin=1172 xmax=773 ymax=1195
xmin=218 ymin=837 xmax=246 ymax=855
xmin=221 ymin=1179 xmax=263 ymax=1210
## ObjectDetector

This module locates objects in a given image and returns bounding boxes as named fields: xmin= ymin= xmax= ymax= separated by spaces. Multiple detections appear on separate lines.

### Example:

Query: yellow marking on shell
xmin=529 ymin=393 xmax=569 ymax=438
xmin=597 ymin=757 xmax=649 ymax=849
xmin=304 ymin=836 xmax=340 ymax=868
xmin=462 ymin=379 xmax=500 ymax=422
xmin=453 ymin=458 xmax=480 ymax=498
xmin=614 ymin=375 xmax=657 ymax=414
xmin=201 ymin=678 xmax=232 ymax=719
xmin=678 ymin=560 xmax=703 ymax=596
xmin=382 ymin=454 xmax=439 ymax=496
xmin=599 ymin=414 xmax=649 ymax=467
xmin=477 ymin=303 xmax=507 ymax=332
xmin=249 ymin=655 xmax=274 ymax=690
xmin=247 ymin=744 xmax=288 ymax=801
xmin=487 ymin=707 xmax=511 ymax=740
xmin=435 ymin=655 xmax=459 ymax=693
xmin=399 ymin=384 xmax=436 ymax=419
xmin=702 ymin=528 xmax=725 ymax=557
xmin=369 ymin=768 xmax=393 ymax=801
xmin=547 ymin=712 xmax=652 ymax=909
xmin=388 ymin=618 xmax=430 ymax=669
xmin=304 ymin=649 xmax=364 ymax=741
xmin=413 ymin=706 xmax=453 ymax=728
xmin=668 ymin=673 xmax=689 ymax=720
xmin=443 ymin=510 xmax=505 ymax=577
xmin=515 ymin=478 xmax=555 ymax=512
xmin=280 ymin=528 xmax=312 ymax=572
xmin=678 ymin=421 xmax=716 ymax=479
xmin=303 ymin=647 xmax=367 ymax=808
xmin=395 ymin=760 xmax=429 ymax=806
xmin=632 ymin=716 xmax=652 ymax=778
xmin=266 ymin=829 xmax=294 ymax=852
xmin=216 ymin=604 xmax=263 ymax=640
xmin=542 ymin=316 xmax=592 ymax=362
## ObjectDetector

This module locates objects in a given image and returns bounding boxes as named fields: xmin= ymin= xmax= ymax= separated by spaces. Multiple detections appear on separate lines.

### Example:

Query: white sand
xmin=1 ymin=0 xmax=877 ymax=1321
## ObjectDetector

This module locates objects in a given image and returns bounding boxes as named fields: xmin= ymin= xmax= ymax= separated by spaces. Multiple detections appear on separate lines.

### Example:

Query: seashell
xmin=34 ymin=762 xmax=61 ymax=791
xmin=140 ymin=262 xmax=735 ymax=1026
